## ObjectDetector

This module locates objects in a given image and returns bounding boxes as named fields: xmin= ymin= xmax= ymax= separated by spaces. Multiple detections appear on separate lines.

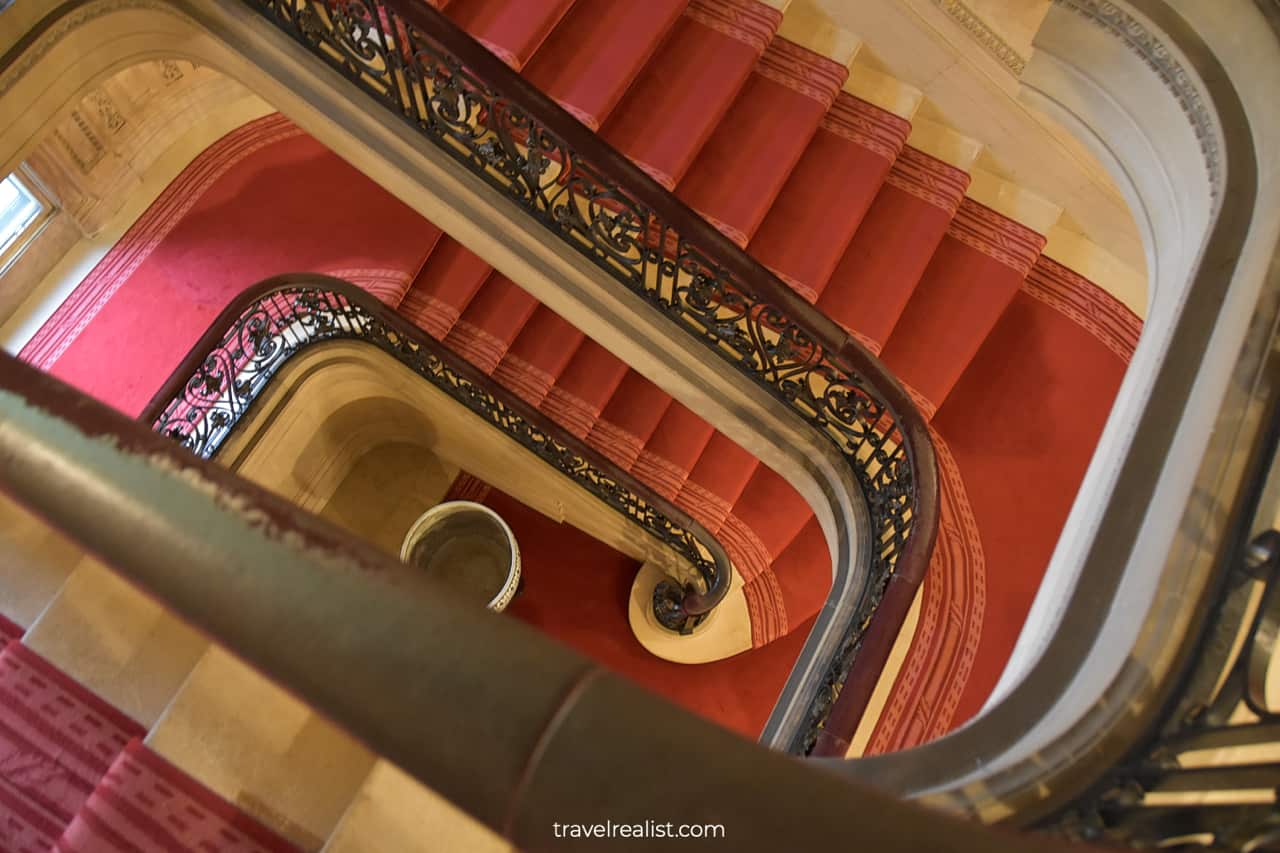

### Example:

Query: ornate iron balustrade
xmin=140 ymin=276 xmax=731 ymax=633
xmin=241 ymin=0 xmax=939 ymax=755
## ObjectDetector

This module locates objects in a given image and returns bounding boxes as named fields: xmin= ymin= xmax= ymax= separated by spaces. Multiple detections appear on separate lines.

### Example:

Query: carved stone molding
xmin=1051 ymin=0 xmax=1224 ymax=200
xmin=931 ymin=0 xmax=1029 ymax=75
xmin=24 ymin=59 xmax=247 ymax=236
xmin=0 ymin=1 xmax=168 ymax=100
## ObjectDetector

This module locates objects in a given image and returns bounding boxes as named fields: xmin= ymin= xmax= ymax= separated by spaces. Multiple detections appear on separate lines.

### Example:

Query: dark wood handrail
xmin=0 ymin=347 xmax=1103 ymax=853
xmin=139 ymin=275 xmax=733 ymax=627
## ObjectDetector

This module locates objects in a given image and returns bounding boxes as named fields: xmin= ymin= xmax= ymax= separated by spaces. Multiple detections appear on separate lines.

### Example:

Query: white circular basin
xmin=400 ymin=500 xmax=521 ymax=611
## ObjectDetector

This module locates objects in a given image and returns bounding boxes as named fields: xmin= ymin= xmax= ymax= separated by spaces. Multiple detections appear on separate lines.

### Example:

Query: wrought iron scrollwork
xmin=242 ymin=0 xmax=939 ymax=754
xmin=147 ymin=279 xmax=729 ymax=634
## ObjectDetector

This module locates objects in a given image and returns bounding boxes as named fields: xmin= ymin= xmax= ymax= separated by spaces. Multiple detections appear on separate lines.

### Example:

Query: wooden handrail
xmin=0 ymin=348 xmax=1098 ymax=852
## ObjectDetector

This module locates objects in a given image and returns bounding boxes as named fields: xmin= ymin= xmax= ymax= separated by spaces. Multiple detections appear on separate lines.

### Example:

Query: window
xmin=0 ymin=170 xmax=52 ymax=274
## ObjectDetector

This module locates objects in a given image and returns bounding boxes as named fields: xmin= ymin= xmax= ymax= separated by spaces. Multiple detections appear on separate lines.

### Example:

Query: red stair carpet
xmin=57 ymin=740 xmax=299 ymax=853
xmin=0 ymin=639 xmax=298 ymax=852
xmin=0 ymin=640 xmax=142 ymax=851
xmin=818 ymin=147 xmax=971 ymax=353
xmin=19 ymin=0 xmax=1145 ymax=752
xmin=600 ymin=0 xmax=782 ymax=190
xmin=865 ymin=258 xmax=1141 ymax=752
xmin=19 ymin=113 xmax=441 ymax=419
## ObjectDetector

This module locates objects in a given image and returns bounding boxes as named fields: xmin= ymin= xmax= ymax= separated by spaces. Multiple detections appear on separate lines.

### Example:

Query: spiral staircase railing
xmin=239 ymin=0 xmax=940 ymax=756
xmin=139 ymin=275 xmax=735 ymax=633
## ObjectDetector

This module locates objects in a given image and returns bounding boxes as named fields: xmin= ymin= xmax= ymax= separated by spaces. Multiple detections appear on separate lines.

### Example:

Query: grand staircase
xmin=19 ymin=0 xmax=1143 ymax=748
xmin=0 ymin=0 xmax=1150 ymax=849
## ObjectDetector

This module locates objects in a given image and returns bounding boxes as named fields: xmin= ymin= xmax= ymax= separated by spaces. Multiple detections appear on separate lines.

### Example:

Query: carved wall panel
xmin=23 ymin=60 xmax=251 ymax=237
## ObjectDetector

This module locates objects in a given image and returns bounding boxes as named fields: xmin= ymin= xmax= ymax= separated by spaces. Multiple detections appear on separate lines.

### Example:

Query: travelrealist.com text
xmin=552 ymin=821 xmax=726 ymax=840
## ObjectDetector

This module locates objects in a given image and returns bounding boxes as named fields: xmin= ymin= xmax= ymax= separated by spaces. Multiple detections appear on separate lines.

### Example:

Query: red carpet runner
xmin=0 ymin=640 xmax=143 ymax=851
xmin=57 ymin=740 xmax=299 ymax=853
xmin=0 ymin=638 xmax=299 ymax=852
xmin=865 ymin=258 xmax=1141 ymax=752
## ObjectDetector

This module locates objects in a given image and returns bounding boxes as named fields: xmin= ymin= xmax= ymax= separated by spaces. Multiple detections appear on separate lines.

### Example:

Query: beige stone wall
xmin=934 ymin=0 xmax=1051 ymax=75
xmin=220 ymin=341 xmax=752 ymax=662
xmin=222 ymin=343 xmax=707 ymax=583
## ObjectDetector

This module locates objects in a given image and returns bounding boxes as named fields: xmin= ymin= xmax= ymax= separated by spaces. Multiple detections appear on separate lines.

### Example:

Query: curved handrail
xmin=138 ymin=275 xmax=732 ymax=631
xmin=244 ymin=0 xmax=939 ymax=755
xmin=0 ymin=349 xmax=1096 ymax=853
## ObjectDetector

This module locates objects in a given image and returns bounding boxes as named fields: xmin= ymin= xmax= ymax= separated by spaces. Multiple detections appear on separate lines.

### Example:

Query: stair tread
xmin=442 ymin=273 xmax=541 ymax=374
xmin=677 ymin=37 xmax=846 ymax=247
xmin=749 ymin=94 xmax=910 ymax=303
xmin=145 ymin=648 xmax=375 ymax=849
xmin=584 ymin=370 xmax=674 ymax=470
xmin=724 ymin=465 xmax=814 ymax=579
xmin=879 ymin=198 xmax=1046 ymax=417
xmin=0 ymin=641 xmax=144 ymax=846
xmin=0 ymin=493 xmax=82 ymax=634
xmin=816 ymin=145 xmax=970 ymax=353
xmin=539 ymin=339 xmax=629 ymax=437
xmin=0 ymin=641 xmax=145 ymax=801
xmin=523 ymin=0 xmax=689 ymax=131
xmin=399 ymin=238 xmax=495 ymax=341
xmin=0 ymin=775 xmax=65 ymax=852
xmin=357 ymin=228 xmax=444 ymax=309
xmin=632 ymin=402 xmax=717 ymax=498
xmin=601 ymin=0 xmax=779 ymax=189
xmin=323 ymin=761 xmax=509 ymax=853
xmin=447 ymin=0 xmax=578 ymax=70
xmin=23 ymin=560 xmax=208 ymax=730
xmin=492 ymin=306 xmax=586 ymax=407
xmin=674 ymin=432 xmax=759 ymax=531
